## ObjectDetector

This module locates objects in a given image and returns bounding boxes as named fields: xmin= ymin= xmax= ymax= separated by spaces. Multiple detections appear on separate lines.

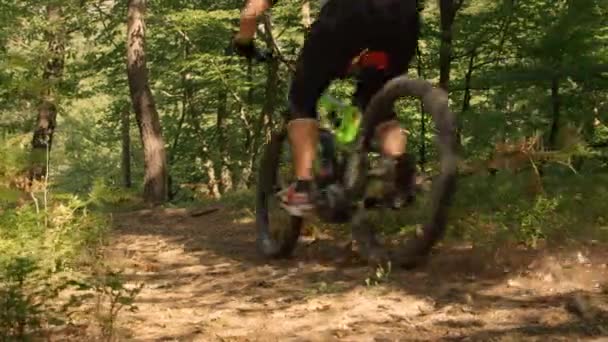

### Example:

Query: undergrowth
xmin=0 ymin=136 xmax=141 ymax=341
xmin=445 ymin=169 xmax=608 ymax=249
xmin=208 ymin=164 xmax=608 ymax=250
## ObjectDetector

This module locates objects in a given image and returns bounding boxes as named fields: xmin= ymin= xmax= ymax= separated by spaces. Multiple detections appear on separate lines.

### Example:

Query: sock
xmin=295 ymin=179 xmax=312 ymax=193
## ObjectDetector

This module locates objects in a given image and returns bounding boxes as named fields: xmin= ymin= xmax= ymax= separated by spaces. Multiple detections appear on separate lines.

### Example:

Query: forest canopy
xmin=0 ymin=0 xmax=606 ymax=200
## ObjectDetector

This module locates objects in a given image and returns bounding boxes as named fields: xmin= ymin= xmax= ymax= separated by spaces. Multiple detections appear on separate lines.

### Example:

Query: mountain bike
xmin=254 ymin=76 xmax=457 ymax=267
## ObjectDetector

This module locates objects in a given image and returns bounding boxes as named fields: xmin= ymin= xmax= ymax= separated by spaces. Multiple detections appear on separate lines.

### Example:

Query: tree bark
xmin=415 ymin=41 xmax=427 ymax=171
xmin=247 ymin=56 xmax=279 ymax=187
xmin=204 ymin=155 xmax=220 ymax=199
xmin=301 ymin=0 xmax=312 ymax=29
xmin=457 ymin=49 xmax=476 ymax=148
xmin=31 ymin=4 xmax=65 ymax=180
xmin=438 ymin=0 xmax=461 ymax=91
xmin=215 ymin=87 xmax=230 ymax=194
xmin=121 ymin=105 xmax=132 ymax=188
xmin=461 ymin=51 xmax=475 ymax=115
xmin=548 ymin=77 xmax=561 ymax=149
xmin=245 ymin=18 xmax=280 ymax=187
xmin=127 ymin=0 xmax=168 ymax=204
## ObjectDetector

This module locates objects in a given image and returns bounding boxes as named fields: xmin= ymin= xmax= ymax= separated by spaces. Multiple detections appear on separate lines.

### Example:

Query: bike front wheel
xmin=255 ymin=128 xmax=303 ymax=258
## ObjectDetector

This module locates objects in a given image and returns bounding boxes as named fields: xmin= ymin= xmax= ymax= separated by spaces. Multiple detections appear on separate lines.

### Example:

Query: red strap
xmin=358 ymin=51 xmax=389 ymax=70
xmin=346 ymin=50 xmax=389 ymax=75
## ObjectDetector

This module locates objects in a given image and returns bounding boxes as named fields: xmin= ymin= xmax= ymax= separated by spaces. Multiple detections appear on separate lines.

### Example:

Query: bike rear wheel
xmin=345 ymin=75 xmax=458 ymax=265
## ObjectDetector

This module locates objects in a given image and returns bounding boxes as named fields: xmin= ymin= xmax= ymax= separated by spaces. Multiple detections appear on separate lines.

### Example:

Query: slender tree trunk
xmin=457 ymin=49 xmax=476 ymax=149
xmin=247 ymin=57 xmax=279 ymax=187
xmin=126 ymin=0 xmax=168 ymax=204
xmin=167 ymin=38 xmax=192 ymax=199
xmin=31 ymin=4 xmax=65 ymax=180
xmin=121 ymin=105 xmax=132 ymax=188
xmin=244 ymin=19 xmax=280 ymax=187
xmin=216 ymin=88 xmax=229 ymax=194
xmin=461 ymin=52 xmax=475 ymax=116
xmin=301 ymin=0 xmax=312 ymax=29
xmin=548 ymin=77 xmax=561 ymax=149
xmin=415 ymin=41 xmax=426 ymax=171
xmin=438 ymin=0 xmax=461 ymax=91
xmin=203 ymin=147 xmax=220 ymax=199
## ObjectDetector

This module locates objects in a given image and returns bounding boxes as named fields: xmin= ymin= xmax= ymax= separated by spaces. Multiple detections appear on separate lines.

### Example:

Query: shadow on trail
xmin=110 ymin=205 xmax=608 ymax=340
xmin=440 ymin=308 xmax=608 ymax=341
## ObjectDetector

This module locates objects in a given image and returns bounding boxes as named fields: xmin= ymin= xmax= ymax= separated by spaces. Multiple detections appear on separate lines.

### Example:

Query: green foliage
xmin=0 ymin=257 xmax=44 ymax=340
xmin=0 ymin=137 xmax=112 ymax=339
xmin=88 ymin=179 xmax=143 ymax=211
xmin=2 ymin=0 xmax=606 ymax=201
xmin=446 ymin=170 xmax=608 ymax=249
xmin=92 ymin=270 xmax=142 ymax=341
xmin=67 ymin=268 xmax=143 ymax=341
xmin=365 ymin=262 xmax=392 ymax=287
xmin=0 ymin=0 xmax=606 ymax=331
xmin=516 ymin=196 xmax=560 ymax=248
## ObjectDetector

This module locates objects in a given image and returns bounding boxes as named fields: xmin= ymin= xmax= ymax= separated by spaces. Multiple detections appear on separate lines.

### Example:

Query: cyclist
xmin=232 ymin=0 xmax=419 ymax=216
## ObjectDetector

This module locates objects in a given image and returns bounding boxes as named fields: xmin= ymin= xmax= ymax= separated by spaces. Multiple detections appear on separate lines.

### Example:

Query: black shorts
xmin=288 ymin=0 xmax=419 ymax=121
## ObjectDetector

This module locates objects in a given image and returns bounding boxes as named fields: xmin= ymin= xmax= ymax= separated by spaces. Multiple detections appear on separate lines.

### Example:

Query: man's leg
xmin=354 ymin=67 xmax=417 ymax=205
xmin=280 ymin=13 xmax=358 ymax=216
xmin=280 ymin=118 xmax=319 ymax=216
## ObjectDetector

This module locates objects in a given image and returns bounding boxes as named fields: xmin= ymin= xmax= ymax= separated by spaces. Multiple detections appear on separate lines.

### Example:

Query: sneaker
xmin=395 ymin=153 xmax=417 ymax=205
xmin=374 ymin=154 xmax=417 ymax=209
xmin=278 ymin=182 xmax=314 ymax=217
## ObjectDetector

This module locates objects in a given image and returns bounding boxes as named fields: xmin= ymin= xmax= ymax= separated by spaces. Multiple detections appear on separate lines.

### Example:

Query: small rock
xmin=333 ymin=330 xmax=348 ymax=338
xmin=374 ymin=337 xmax=392 ymax=342
xmin=463 ymin=293 xmax=474 ymax=305
xmin=459 ymin=304 xmax=474 ymax=313
xmin=565 ymin=293 xmax=596 ymax=320
xmin=418 ymin=304 xmax=435 ymax=316
xmin=316 ymin=304 xmax=331 ymax=312
xmin=254 ymin=280 xmax=272 ymax=288
xmin=542 ymin=273 xmax=554 ymax=283
xmin=507 ymin=279 xmax=522 ymax=288
xmin=576 ymin=251 xmax=589 ymax=264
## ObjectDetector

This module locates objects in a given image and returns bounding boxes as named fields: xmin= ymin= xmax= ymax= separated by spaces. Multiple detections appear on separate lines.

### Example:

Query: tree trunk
xmin=215 ymin=88 xmax=230 ymax=194
xmin=204 ymin=158 xmax=221 ymax=199
xmin=245 ymin=20 xmax=281 ymax=187
xmin=126 ymin=0 xmax=168 ymax=204
xmin=548 ymin=77 xmax=561 ymax=149
xmin=121 ymin=105 xmax=132 ymax=188
xmin=301 ymin=0 xmax=312 ymax=29
xmin=438 ymin=0 xmax=461 ymax=91
xmin=461 ymin=52 xmax=475 ymax=116
xmin=457 ymin=49 xmax=476 ymax=149
xmin=167 ymin=38 xmax=193 ymax=200
xmin=30 ymin=4 xmax=65 ymax=180
xmin=247 ymin=57 xmax=279 ymax=187
xmin=415 ymin=41 xmax=426 ymax=171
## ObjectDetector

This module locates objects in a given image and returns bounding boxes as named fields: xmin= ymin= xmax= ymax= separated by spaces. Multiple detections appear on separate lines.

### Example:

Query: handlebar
xmin=251 ymin=47 xmax=274 ymax=63
xmin=225 ymin=39 xmax=274 ymax=63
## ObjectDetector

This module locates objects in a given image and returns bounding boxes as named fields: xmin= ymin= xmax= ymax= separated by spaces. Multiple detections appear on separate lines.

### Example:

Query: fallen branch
xmin=188 ymin=207 xmax=221 ymax=217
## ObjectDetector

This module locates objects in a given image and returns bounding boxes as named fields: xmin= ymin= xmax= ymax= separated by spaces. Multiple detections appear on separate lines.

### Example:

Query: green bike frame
xmin=317 ymin=94 xmax=361 ymax=147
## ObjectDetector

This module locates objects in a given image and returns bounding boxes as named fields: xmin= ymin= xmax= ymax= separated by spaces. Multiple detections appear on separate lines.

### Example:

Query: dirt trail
xmin=106 ymin=206 xmax=608 ymax=341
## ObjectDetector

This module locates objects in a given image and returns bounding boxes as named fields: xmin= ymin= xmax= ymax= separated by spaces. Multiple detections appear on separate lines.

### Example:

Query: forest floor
xmin=105 ymin=205 xmax=608 ymax=341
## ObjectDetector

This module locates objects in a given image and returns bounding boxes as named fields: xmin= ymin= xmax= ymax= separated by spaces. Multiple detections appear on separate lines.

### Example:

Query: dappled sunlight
xmin=103 ymin=205 xmax=608 ymax=340
xmin=2 ymin=0 xmax=607 ymax=339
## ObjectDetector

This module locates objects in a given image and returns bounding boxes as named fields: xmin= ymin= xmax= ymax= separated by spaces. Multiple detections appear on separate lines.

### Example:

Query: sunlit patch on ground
xmin=107 ymin=206 xmax=608 ymax=341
